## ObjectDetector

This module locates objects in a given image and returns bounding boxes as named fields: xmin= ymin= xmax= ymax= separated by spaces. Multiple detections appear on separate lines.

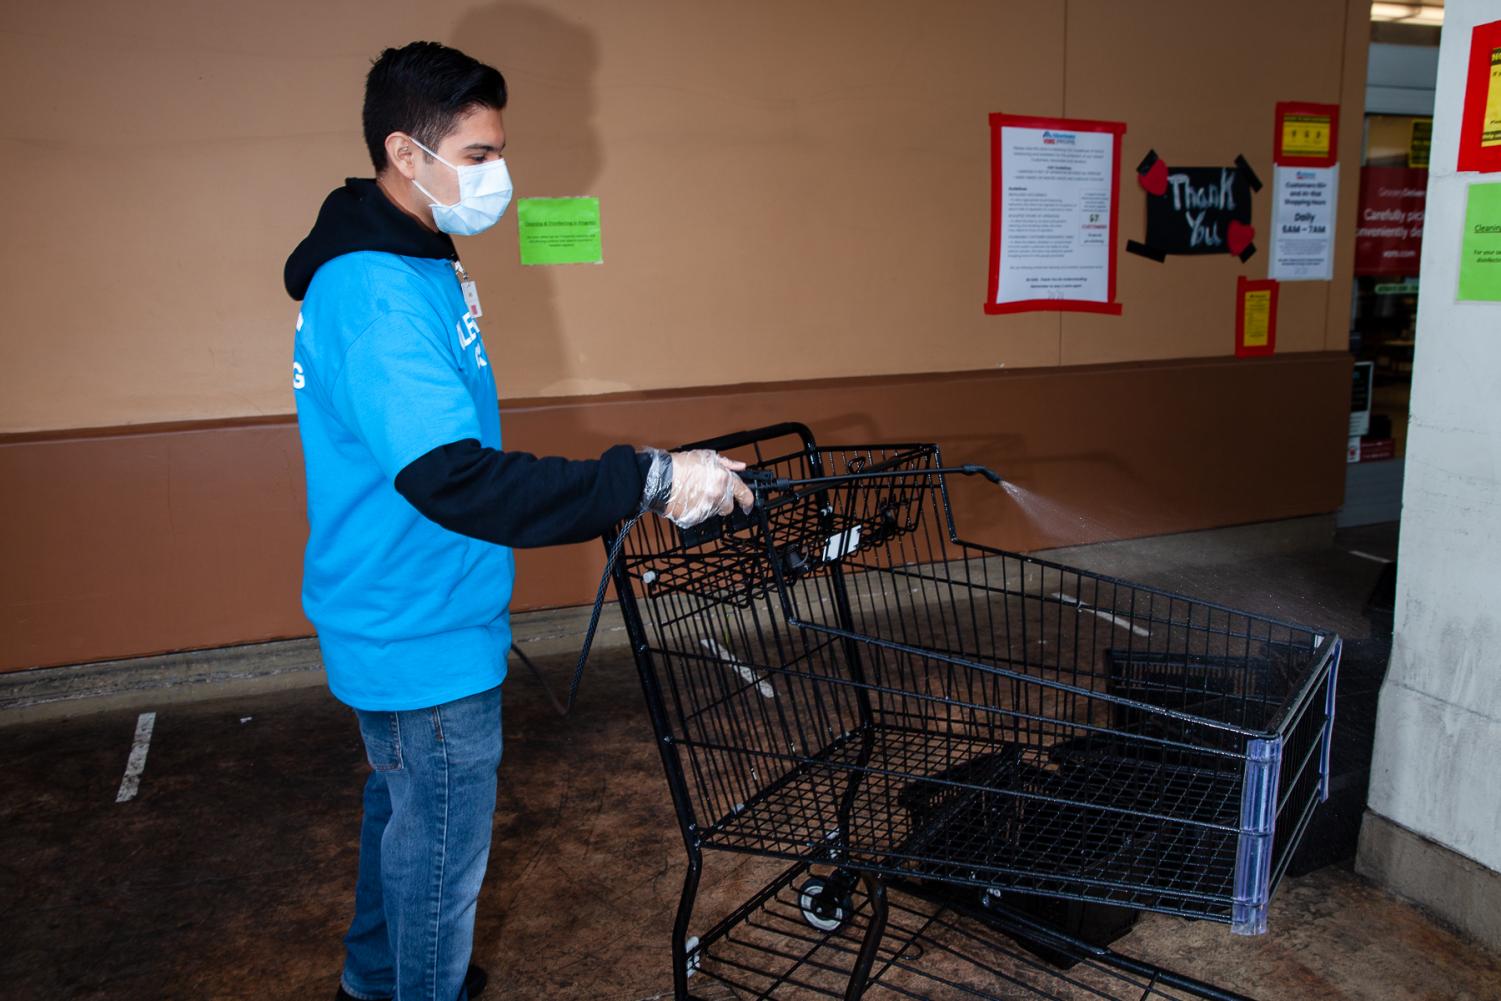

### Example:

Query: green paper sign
xmin=1459 ymin=182 xmax=1501 ymax=301
xmin=517 ymin=196 xmax=602 ymax=266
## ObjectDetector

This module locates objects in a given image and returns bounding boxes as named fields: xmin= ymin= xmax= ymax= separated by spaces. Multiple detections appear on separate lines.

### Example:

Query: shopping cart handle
xmin=687 ymin=461 xmax=1006 ymax=550
xmin=737 ymin=464 xmax=1004 ymax=490
xmin=737 ymin=469 xmax=792 ymax=489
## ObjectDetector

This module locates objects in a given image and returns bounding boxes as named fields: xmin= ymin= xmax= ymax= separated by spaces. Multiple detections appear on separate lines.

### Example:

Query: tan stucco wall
xmin=0 ymin=0 xmax=1366 ymax=433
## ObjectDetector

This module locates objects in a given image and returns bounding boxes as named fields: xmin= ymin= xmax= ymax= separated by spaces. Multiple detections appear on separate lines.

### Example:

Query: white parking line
xmin=1347 ymin=550 xmax=1393 ymax=564
xmin=701 ymin=639 xmax=776 ymax=698
xmin=1050 ymin=592 xmax=1152 ymax=638
xmin=115 ymin=711 xmax=157 ymax=803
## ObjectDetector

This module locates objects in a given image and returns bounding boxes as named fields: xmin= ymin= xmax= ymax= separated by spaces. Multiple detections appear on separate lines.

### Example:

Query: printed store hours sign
xmin=1269 ymin=165 xmax=1338 ymax=282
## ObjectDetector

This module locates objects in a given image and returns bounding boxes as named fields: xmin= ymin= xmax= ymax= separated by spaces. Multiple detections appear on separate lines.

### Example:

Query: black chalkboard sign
xmin=1128 ymin=153 xmax=1262 ymax=262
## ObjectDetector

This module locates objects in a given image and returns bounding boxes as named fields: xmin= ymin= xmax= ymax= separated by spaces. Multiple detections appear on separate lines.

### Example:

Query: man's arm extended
xmin=394 ymin=440 xmax=655 ymax=549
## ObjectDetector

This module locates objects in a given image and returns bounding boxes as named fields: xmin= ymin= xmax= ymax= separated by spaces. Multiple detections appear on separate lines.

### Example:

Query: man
xmin=284 ymin=41 xmax=751 ymax=1001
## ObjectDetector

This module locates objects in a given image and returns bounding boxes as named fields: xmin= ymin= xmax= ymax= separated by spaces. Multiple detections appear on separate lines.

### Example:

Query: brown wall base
xmin=1357 ymin=810 xmax=1501 ymax=952
xmin=0 ymin=353 xmax=1351 ymax=672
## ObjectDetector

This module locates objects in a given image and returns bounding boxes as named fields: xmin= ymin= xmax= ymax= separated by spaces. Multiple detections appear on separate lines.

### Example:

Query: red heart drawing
xmin=1227 ymin=221 xmax=1255 ymax=256
xmin=1138 ymin=157 xmax=1169 ymax=196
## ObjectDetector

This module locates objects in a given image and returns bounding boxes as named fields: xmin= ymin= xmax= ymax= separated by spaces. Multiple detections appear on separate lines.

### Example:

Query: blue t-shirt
xmin=292 ymin=251 xmax=514 ymax=710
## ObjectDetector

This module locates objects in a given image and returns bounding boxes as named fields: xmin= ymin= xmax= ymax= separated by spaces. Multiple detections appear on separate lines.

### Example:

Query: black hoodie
xmin=285 ymin=178 xmax=457 ymax=301
xmin=285 ymin=179 xmax=653 ymax=548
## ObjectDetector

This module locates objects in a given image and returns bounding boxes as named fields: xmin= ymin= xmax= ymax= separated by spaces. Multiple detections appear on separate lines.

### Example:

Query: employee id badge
xmin=460 ymin=279 xmax=484 ymax=318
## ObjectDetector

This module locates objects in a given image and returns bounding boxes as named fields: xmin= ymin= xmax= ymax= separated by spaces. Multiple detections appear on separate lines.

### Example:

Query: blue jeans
xmin=340 ymin=685 xmax=503 ymax=1001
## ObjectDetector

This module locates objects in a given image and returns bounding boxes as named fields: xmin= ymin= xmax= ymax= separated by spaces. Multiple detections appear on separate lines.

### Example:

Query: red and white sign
xmin=986 ymin=114 xmax=1125 ymax=315
xmin=1354 ymin=167 xmax=1427 ymax=276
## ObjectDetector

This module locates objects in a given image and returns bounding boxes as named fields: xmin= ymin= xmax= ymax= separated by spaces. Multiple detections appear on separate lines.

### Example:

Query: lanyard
xmin=452 ymin=259 xmax=483 ymax=317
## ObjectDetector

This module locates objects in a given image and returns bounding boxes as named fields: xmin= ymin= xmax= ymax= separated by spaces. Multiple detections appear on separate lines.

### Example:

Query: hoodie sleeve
xmin=395 ymin=442 xmax=653 ymax=548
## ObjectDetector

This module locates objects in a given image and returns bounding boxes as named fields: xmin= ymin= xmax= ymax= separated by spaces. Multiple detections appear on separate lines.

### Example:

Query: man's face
xmin=409 ymin=104 xmax=507 ymax=208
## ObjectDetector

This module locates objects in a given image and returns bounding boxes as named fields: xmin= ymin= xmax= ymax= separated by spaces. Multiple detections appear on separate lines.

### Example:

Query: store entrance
xmin=1342 ymin=35 xmax=1438 ymax=527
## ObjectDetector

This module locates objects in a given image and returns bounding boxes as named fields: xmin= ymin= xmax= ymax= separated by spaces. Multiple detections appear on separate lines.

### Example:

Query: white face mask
xmin=408 ymin=137 xmax=513 ymax=236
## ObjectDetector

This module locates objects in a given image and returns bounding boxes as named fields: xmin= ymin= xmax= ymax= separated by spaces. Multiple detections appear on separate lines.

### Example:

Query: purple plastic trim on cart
xmin=1232 ymin=736 xmax=1283 ymax=936
xmin=1318 ymin=637 xmax=1342 ymax=803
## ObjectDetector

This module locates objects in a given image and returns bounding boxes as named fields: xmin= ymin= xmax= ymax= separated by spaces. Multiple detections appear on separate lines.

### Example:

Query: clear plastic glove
xmin=662 ymin=449 xmax=754 ymax=528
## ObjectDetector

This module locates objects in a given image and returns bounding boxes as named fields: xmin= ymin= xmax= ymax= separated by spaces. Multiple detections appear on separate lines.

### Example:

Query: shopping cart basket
xmin=607 ymin=423 xmax=1339 ymax=998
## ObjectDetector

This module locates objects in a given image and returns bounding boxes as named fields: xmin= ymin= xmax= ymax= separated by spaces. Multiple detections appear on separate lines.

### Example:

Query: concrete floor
xmin=2 ymin=521 xmax=1499 ymax=1000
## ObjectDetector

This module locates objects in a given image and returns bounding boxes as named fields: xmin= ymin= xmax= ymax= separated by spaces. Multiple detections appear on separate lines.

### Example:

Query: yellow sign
xmin=1242 ymin=289 xmax=1272 ymax=347
xmin=1484 ymin=48 xmax=1501 ymax=147
xmin=1282 ymin=113 xmax=1332 ymax=158
xmin=1409 ymin=118 xmax=1433 ymax=168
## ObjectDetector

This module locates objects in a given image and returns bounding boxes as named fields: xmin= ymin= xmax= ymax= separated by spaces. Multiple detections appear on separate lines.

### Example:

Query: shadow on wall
xmin=449 ymin=3 xmax=604 ymax=440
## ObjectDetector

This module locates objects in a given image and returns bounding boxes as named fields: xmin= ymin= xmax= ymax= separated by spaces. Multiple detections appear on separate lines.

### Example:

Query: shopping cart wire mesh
xmin=609 ymin=423 xmax=1341 ymax=937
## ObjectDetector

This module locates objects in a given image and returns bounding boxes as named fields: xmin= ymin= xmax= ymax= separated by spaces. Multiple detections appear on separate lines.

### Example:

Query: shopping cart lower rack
xmin=606 ymin=423 xmax=1340 ymax=999
xmin=683 ymin=858 xmax=1252 ymax=1001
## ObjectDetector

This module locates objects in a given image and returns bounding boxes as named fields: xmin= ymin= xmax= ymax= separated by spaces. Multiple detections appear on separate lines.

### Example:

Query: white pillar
xmin=1357 ymin=0 xmax=1501 ymax=951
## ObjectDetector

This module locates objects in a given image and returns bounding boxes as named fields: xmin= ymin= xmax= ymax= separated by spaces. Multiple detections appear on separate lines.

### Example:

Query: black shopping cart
xmin=606 ymin=424 xmax=1340 ymax=1000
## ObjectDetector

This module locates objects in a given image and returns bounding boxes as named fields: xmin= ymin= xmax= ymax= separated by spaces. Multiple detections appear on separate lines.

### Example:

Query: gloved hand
xmin=645 ymin=449 xmax=754 ymax=528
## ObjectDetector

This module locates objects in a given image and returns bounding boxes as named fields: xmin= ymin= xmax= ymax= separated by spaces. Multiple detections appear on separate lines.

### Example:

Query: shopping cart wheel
xmin=798 ymin=874 xmax=855 ymax=932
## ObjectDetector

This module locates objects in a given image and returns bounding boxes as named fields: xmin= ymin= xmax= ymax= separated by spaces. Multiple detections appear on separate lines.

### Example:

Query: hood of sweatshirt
xmin=283 ymin=178 xmax=456 ymax=301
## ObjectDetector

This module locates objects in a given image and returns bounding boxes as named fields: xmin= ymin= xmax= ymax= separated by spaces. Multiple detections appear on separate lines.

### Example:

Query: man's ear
xmin=384 ymin=133 xmax=418 ymax=180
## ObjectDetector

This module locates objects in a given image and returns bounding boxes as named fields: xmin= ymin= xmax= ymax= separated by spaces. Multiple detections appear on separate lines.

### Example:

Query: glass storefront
xmin=1350 ymin=113 xmax=1430 ymax=463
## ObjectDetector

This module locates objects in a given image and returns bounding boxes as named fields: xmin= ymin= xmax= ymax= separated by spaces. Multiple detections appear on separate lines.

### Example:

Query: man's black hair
xmin=363 ymin=41 xmax=508 ymax=172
